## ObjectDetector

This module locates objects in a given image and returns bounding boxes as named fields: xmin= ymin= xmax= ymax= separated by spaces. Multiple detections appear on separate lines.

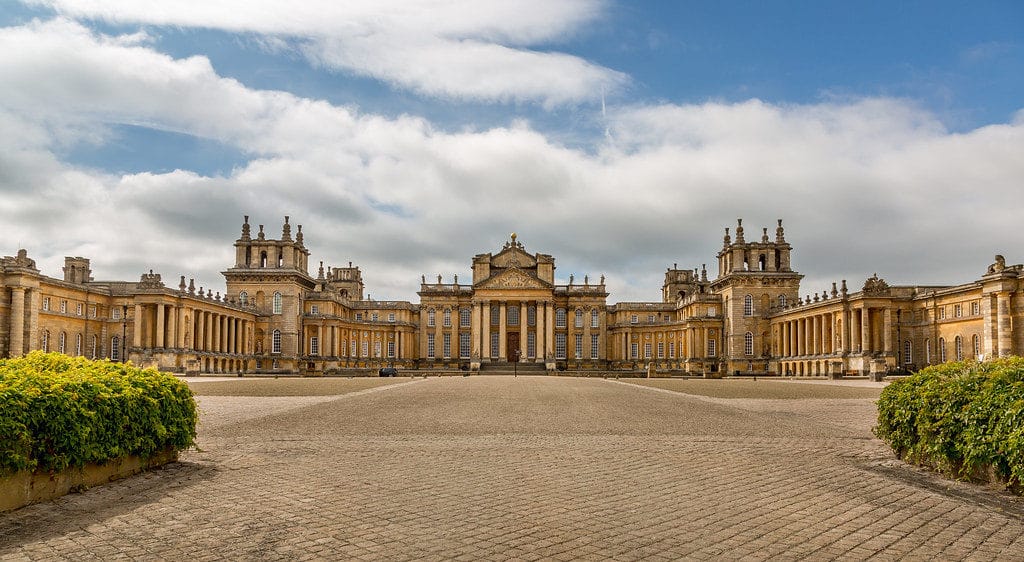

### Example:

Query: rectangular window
xmin=351 ymin=340 xmax=357 ymax=357
xmin=669 ymin=341 xmax=675 ymax=358
xmin=355 ymin=313 xmax=363 ymax=321
xmin=527 ymin=306 xmax=536 ymax=327
xmin=310 ymin=336 xmax=319 ymax=356
xmin=460 ymin=308 xmax=471 ymax=327
xmin=89 ymin=305 xmax=96 ymax=318
xmin=59 ymin=300 xmax=67 ymax=313
xmin=972 ymin=301 xmax=980 ymax=315
xmin=954 ymin=304 xmax=962 ymax=318
xmin=904 ymin=340 xmax=913 ymax=364
xmin=528 ymin=332 xmax=536 ymax=358
xmin=644 ymin=342 xmax=652 ymax=359
xmin=707 ymin=339 xmax=717 ymax=357
xmin=591 ymin=310 xmax=600 ymax=328
xmin=42 ymin=297 xmax=50 ymax=311
xmin=647 ymin=314 xmax=655 ymax=324
xmin=657 ymin=342 xmax=665 ymax=358
xmin=310 ymin=305 xmax=319 ymax=314
xmin=443 ymin=309 xmax=452 ymax=327
xmin=76 ymin=303 xmax=83 ymax=316
xmin=460 ymin=332 xmax=470 ymax=358
xmin=708 ymin=306 xmax=717 ymax=316
xmin=387 ymin=341 xmax=395 ymax=358
xmin=490 ymin=333 xmax=499 ymax=358
xmin=491 ymin=306 xmax=500 ymax=326
xmin=443 ymin=333 xmax=451 ymax=358
xmin=427 ymin=309 xmax=435 ymax=327
xmin=591 ymin=334 xmax=599 ymax=358
xmin=575 ymin=334 xmax=583 ymax=358
xmin=939 ymin=307 xmax=946 ymax=320
xmin=361 ymin=341 xmax=368 ymax=357
xmin=508 ymin=305 xmax=520 ymax=326
xmin=574 ymin=310 xmax=583 ymax=328
xmin=630 ymin=342 xmax=638 ymax=359
xmin=374 ymin=341 xmax=382 ymax=358
xmin=555 ymin=309 xmax=566 ymax=328
xmin=555 ymin=333 xmax=567 ymax=359
xmin=272 ymin=331 xmax=282 ymax=354
xmin=371 ymin=313 xmax=379 ymax=322
xmin=388 ymin=313 xmax=396 ymax=322
xmin=630 ymin=314 xmax=638 ymax=324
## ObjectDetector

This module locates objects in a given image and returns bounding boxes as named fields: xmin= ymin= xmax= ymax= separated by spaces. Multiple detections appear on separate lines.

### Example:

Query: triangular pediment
xmin=476 ymin=268 xmax=550 ymax=290
xmin=491 ymin=246 xmax=537 ymax=269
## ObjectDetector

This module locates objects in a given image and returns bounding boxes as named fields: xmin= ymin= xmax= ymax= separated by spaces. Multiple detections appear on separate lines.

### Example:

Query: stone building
xmin=2 ymin=217 xmax=1021 ymax=376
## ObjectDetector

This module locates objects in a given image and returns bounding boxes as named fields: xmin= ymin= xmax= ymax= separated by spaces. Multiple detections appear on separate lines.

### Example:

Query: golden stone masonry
xmin=2 ymin=217 xmax=1021 ymax=376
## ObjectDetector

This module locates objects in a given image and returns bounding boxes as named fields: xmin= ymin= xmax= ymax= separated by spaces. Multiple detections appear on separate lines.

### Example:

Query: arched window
xmin=58 ymin=331 xmax=66 ymax=354
xmin=778 ymin=295 xmax=787 ymax=308
xmin=758 ymin=254 xmax=766 ymax=271
xmin=903 ymin=340 xmax=912 ymax=364
xmin=427 ymin=308 xmax=436 ymax=327
xmin=260 ymin=251 xmax=268 ymax=268
xmin=973 ymin=334 xmax=980 ymax=359
xmin=272 ymin=329 xmax=282 ymax=354
xmin=91 ymin=335 xmax=98 ymax=359
xmin=111 ymin=336 xmax=120 ymax=360
xmin=41 ymin=330 xmax=50 ymax=351
xmin=939 ymin=338 xmax=947 ymax=363
xmin=277 ymin=251 xmax=284 ymax=268
xmin=75 ymin=333 xmax=82 ymax=356
xmin=239 ymin=291 xmax=248 ymax=305
xmin=743 ymin=295 xmax=753 ymax=316
xmin=744 ymin=332 xmax=754 ymax=355
xmin=555 ymin=308 xmax=567 ymax=328
xmin=574 ymin=309 xmax=583 ymax=328
xmin=954 ymin=335 xmax=963 ymax=361
xmin=273 ymin=292 xmax=282 ymax=314
xmin=925 ymin=339 xmax=931 ymax=364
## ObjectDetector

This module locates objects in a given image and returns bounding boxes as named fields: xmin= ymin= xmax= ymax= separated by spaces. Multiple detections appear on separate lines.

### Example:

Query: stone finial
xmin=296 ymin=224 xmax=304 ymax=245
xmin=179 ymin=275 xmax=187 ymax=292
xmin=840 ymin=279 xmax=848 ymax=296
xmin=735 ymin=219 xmax=745 ymax=243
xmin=700 ymin=264 xmax=707 ymax=282
xmin=241 ymin=215 xmax=251 ymax=239
xmin=188 ymin=278 xmax=195 ymax=294
xmin=258 ymin=224 xmax=265 ymax=240
xmin=318 ymin=261 xmax=325 ymax=279
xmin=723 ymin=227 xmax=731 ymax=248
xmin=584 ymin=274 xmax=589 ymax=286
xmin=454 ymin=274 xmax=458 ymax=284
xmin=437 ymin=274 xmax=442 ymax=284
xmin=776 ymin=219 xmax=786 ymax=243
xmin=831 ymin=282 xmax=838 ymax=298
xmin=421 ymin=274 xmax=426 ymax=284
xmin=282 ymin=216 xmax=292 ymax=241
xmin=762 ymin=227 xmax=769 ymax=243
xmin=600 ymin=274 xmax=605 ymax=285
xmin=215 ymin=291 xmax=221 ymax=301
xmin=569 ymin=274 xmax=574 ymax=285
xmin=813 ymin=293 xmax=820 ymax=303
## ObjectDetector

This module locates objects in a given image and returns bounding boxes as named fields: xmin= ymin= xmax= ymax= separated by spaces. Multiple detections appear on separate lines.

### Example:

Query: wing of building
xmin=2 ymin=217 xmax=1021 ymax=376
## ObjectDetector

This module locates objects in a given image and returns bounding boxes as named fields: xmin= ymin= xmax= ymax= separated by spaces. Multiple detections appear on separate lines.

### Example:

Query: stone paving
xmin=2 ymin=376 xmax=1023 ymax=560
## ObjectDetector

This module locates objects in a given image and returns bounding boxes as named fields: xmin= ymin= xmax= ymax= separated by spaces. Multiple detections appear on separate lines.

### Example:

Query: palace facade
xmin=2 ymin=216 xmax=1022 ymax=376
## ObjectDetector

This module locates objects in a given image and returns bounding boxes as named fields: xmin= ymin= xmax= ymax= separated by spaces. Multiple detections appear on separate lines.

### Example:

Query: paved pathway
xmin=2 ymin=376 xmax=1023 ymax=560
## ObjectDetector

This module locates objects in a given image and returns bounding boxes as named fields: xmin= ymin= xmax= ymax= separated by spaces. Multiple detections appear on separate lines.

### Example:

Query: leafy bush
xmin=0 ymin=352 xmax=197 ymax=475
xmin=875 ymin=357 xmax=1024 ymax=490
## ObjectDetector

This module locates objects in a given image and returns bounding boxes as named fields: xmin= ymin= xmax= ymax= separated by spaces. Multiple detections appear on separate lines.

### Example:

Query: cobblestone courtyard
xmin=2 ymin=376 xmax=1024 ymax=560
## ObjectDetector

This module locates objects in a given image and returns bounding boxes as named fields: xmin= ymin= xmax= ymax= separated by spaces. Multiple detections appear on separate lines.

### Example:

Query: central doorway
xmin=507 ymin=333 xmax=520 ymax=362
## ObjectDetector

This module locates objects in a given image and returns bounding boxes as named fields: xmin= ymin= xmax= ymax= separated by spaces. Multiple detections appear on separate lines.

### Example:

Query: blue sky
xmin=1 ymin=1 xmax=1022 ymax=301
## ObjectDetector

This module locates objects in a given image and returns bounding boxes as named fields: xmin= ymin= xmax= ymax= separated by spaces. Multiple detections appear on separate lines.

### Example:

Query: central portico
xmin=417 ymin=234 xmax=609 ymax=371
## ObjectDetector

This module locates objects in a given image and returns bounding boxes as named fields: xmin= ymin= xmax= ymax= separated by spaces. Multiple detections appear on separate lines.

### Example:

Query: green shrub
xmin=875 ymin=357 xmax=1024 ymax=490
xmin=0 ymin=352 xmax=197 ymax=476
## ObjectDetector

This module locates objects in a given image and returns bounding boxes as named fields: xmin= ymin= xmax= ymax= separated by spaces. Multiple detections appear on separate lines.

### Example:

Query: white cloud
xmin=23 ymin=0 xmax=628 ymax=106
xmin=1 ymin=17 xmax=1023 ymax=304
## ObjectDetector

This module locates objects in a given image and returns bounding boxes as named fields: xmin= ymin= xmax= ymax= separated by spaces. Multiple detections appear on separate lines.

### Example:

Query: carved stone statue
xmin=987 ymin=255 xmax=1006 ymax=274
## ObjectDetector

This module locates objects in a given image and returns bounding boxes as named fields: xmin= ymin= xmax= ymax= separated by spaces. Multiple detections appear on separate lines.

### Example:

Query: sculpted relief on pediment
xmin=477 ymin=269 xmax=548 ymax=290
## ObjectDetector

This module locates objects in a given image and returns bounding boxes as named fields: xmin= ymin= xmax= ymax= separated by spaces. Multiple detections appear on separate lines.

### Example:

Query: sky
xmin=1 ymin=0 xmax=1022 ymax=303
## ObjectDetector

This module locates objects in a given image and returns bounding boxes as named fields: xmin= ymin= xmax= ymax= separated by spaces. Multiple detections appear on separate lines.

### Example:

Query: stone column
xmin=471 ymin=302 xmax=481 ymax=359
xmin=519 ymin=303 xmax=527 ymax=360
xmin=155 ymin=304 xmax=165 ymax=348
xmin=811 ymin=316 xmax=819 ymax=355
xmin=883 ymin=308 xmax=893 ymax=354
xmin=545 ymin=303 xmax=555 ymax=360
xmin=536 ymin=302 xmax=546 ymax=362
xmin=840 ymin=310 xmax=849 ymax=353
xmin=850 ymin=310 xmax=860 ymax=352
xmin=9 ymin=287 xmax=25 ymax=357
xmin=133 ymin=304 xmax=143 ymax=348
xmin=997 ymin=292 xmax=1012 ymax=356
xmin=167 ymin=306 xmax=177 ymax=350
xmin=861 ymin=308 xmax=871 ymax=353
xmin=483 ymin=302 xmax=492 ymax=359
xmin=498 ymin=302 xmax=507 ymax=360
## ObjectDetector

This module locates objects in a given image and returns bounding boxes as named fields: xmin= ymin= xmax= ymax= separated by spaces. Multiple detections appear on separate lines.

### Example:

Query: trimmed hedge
xmin=875 ymin=357 xmax=1024 ymax=491
xmin=0 ymin=352 xmax=197 ymax=476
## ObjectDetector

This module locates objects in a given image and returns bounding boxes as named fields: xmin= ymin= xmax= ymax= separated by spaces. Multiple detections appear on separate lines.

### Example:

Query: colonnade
xmin=129 ymin=301 xmax=253 ymax=356
xmin=776 ymin=306 xmax=894 ymax=359
xmin=468 ymin=300 xmax=552 ymax=361
xmin=306 ymin=325 xmax=409 ymax=360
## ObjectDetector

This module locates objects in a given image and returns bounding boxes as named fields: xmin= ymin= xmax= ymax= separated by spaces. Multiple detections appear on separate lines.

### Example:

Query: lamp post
xmin=121 ymin=304 xmax=128 ymax=363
